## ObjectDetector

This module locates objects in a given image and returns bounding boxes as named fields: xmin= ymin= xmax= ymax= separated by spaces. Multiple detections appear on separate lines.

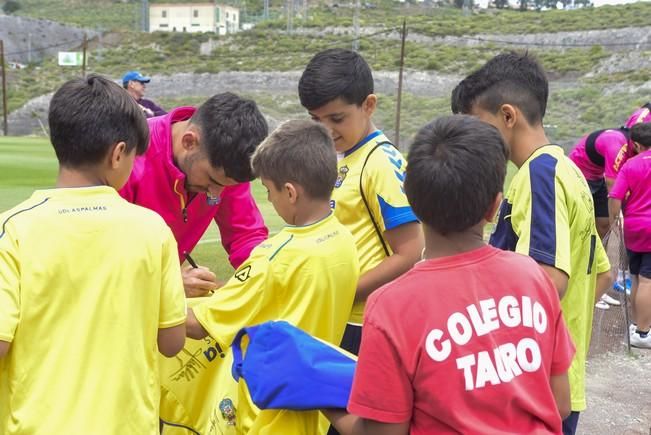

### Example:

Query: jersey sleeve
xmin=511 ymin=154 xmax=571 ymax=276
xmin=159 ymin=228 xmax=187 ymax=328
xmin=608 ymin=165 xmax=630 ymax=200
xmin=363 ymin=144 xmax=418 ymax=232
xmin=0 ymin=221 xmax=21 ymax=343
xmin=598 ymin=133 xmax=628 ymax=179
xmin=214 ymin=183 xmax=269 ymax=269
xmin=192 ymin=249 xmax=276 ymax=346
xmin=347 ymin=314 xmax=413 ymax=423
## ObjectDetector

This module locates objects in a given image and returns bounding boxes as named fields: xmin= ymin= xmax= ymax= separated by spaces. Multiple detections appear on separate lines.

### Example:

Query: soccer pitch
xmin=0 ymin=136 xmax=283 ymax=280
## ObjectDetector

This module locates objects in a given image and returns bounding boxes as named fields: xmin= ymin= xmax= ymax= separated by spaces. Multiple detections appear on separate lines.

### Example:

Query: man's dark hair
xmin=405 ymin=115 xmax=508 ymax=235
xmin=451 ymin=51 xmax=548 ymax=126
xmin=298 ymin=48 xmax=374 ymax=111
xmin=631 ymin=122 xmax=651 ymax=149
xmin=48 ymin=74 xmax=149 ymax=167
xmin=190 ymin=92 xmax=268 ymax=182
xmin=251 ymin=119 xmax=337 ymax=200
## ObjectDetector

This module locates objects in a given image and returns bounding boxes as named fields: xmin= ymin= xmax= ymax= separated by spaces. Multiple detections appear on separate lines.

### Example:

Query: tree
xmin=2 ymin=0 xmax=21 ymax=14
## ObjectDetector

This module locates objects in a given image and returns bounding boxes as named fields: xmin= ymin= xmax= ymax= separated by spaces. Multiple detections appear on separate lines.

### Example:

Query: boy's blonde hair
xmin=251 ymin=119 xmax=337 ymax=200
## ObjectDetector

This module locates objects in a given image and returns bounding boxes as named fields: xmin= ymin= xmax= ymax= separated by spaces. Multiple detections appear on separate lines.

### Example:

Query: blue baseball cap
xmin=122 ymin=71 xmax=151 ymax=85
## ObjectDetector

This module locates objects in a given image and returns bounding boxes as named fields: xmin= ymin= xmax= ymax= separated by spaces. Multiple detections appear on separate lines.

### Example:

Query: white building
xmin=149 ymin=2 xmax=240 ymax=35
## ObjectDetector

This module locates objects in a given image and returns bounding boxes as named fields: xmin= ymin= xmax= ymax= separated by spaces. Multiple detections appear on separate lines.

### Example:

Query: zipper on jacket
xmin=173 ymin=179 xmax=188 ymax=223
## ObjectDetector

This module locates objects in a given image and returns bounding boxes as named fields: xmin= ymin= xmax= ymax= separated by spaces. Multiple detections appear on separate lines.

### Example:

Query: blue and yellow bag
xmin=231 ymin=321 xmax=356 ymax=411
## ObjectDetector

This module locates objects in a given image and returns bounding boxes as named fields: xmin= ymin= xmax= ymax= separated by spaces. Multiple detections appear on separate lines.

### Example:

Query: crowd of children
xmin=0 ymin=48 xmax=648 ymax=435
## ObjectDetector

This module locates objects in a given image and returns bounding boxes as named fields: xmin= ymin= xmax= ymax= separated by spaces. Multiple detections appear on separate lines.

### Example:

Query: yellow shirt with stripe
xmin=0 ymin=186 xmax=186 ymax=435
xmin=332 ymin=131 xmax=418 ymax=324
xmin=193 ymin=212 xmax=359 ymax=434
xmin=490 ymin=145 xmax=610 ymax=411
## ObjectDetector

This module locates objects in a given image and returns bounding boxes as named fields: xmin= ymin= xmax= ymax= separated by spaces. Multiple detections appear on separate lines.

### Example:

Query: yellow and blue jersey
xmin=332 ymin=130 xmax=418 ymax=324
xmin=185 ymin=213 xmax=358 ymax=434
xmin=490 ymin=145 xmax=610 ymax=411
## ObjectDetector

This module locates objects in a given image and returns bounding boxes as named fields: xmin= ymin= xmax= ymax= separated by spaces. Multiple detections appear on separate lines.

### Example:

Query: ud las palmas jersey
xmin=0 ymin=186 xmax=186 ymax=435
xmin=165 ymin=213 xmax=359 ymax=435
xmin=332 ymin=130 xmax=418 ymax=325
xmin=490 ymin=145 xmax=610 ymax=412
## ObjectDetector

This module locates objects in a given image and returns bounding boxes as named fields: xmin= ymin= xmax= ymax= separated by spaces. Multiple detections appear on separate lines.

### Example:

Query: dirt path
xmin=582 ymin=350 xmax=650 ymax=435
xmin=582 ymin=294 xmax=651 ymax=435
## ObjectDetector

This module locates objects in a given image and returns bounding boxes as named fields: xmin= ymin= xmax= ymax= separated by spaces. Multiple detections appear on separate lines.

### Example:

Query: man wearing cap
xmin=123 ymin=70 xmax=167 ymax=118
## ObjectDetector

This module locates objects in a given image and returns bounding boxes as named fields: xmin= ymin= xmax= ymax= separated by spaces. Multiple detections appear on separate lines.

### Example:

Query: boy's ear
xmin=499 ymin=104 xmax=518 ymax=130
xmin=284 ymin=182 xmax=299 ymax=204
xmin=485 ymin=192 xmax=503 ymax=222
xmin=362 ymin=94 xmax=377 ymax=116
xmin=633 ymin=141 xmax=643 ymax=153
xmin=109 ymin=141 xmax=128 ymax=169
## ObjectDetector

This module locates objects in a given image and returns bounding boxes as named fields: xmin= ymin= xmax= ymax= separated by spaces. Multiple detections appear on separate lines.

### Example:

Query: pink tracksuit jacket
xmin=119 ymin=106 xmax=268 ymax=267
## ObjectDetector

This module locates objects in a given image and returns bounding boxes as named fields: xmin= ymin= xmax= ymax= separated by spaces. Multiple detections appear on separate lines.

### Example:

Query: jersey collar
xmin=343 ymin=130 xmax=382 ymax=157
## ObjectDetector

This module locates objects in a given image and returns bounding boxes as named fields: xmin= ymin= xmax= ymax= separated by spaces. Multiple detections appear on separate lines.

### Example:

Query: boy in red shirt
xmin=325 ymin=115 xmax=575 ymax=435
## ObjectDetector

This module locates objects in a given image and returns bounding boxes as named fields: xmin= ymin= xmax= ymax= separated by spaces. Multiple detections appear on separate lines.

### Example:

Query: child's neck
xmin=290 ymin=200 xmax=332 ymax=227
xmin=421 ymin=224 xmax=486 ymax=260
xmin=341 ymin=122 xmax=378 ymax=154
xmin=56 ymin=166 xmax=109 ymax=189
xmin=512 ymin=127 xmax=552 ymax=168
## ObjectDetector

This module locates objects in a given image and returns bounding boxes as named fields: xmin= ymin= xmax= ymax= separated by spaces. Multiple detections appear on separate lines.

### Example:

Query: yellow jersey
xmin=193 ymin=212 xmax=359 ymax=434
xmin=160 ymin=297 xmax=239 ymax=435
xmin=332 ymin=131 xmax=417 ymax=324
xmin=490 ymin=145 xmax=610 ymax=411
xmin=0 ymin=186 xmax=186 ymax=434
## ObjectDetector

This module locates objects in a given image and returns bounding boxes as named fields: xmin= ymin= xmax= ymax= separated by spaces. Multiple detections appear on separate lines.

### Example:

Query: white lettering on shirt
xmin=424 ymin=295 xmax=549 ymax=391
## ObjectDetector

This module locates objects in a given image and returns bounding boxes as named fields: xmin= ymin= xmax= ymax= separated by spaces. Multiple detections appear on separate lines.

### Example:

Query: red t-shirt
xmin=348 ymin=245 xmax=575 ymax=435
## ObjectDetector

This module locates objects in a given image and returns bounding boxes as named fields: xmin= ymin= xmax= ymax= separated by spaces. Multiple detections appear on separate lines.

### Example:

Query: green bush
xmin=3 ymin=0 xmax=22 ymax=14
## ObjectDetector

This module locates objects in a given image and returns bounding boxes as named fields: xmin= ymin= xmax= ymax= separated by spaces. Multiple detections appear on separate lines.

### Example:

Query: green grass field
xmin=0 ymin=135 xmax=515 ymax=279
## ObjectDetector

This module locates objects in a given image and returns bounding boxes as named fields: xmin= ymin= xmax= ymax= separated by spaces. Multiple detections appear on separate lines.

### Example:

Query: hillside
xmin=2 ymin=1 xmax=651 ymax=146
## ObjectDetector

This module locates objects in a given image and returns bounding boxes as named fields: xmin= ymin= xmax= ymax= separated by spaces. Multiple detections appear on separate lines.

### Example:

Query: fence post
xmin=1 ymin=40 xmax=8 ymax=136
xmin=394 ymin=20 xmax=407 ymax=149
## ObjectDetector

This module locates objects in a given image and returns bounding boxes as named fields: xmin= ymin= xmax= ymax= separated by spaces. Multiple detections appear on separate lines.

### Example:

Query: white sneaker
xmin=630 ymin=324 xmax=638 ymax=336
xmin=601 ymin=294 xmax=621 ymax=306
xmin=595 ymin=300 xmax=610 ymax=310
xmin=630 ymin=331 xmax=651 ymax=349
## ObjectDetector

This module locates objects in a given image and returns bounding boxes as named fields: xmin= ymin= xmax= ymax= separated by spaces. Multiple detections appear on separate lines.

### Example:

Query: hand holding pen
xmin=182 ymin=252 xmax=220 ymax=298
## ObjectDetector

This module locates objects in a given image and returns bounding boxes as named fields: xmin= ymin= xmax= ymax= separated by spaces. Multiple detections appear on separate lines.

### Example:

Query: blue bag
xmin=231 ymin=321 xmax=356 ymax=410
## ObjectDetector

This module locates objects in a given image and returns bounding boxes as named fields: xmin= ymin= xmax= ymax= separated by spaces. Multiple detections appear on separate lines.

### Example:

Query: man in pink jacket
xmin=120 ymin=92 xmax=269 ymax=296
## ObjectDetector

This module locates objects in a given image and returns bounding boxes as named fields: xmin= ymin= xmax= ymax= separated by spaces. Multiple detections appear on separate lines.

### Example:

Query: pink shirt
xmin=569 ymin=129 xmax=634 ymax=181
xmin=119 ymin=107 xmax=268 ymax=267
xmin=348 ymin=245 xmax=575 ymax=435
xmin=624 ymin=104 xmax=651 ymax=129
xmin=609 ymin=149 xmax=651 ymax=252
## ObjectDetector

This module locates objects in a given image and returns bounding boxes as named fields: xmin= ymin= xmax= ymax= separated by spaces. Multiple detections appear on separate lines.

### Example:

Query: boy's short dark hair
xmin=251 ymin=119 xmax=337 ymax=200
xmin=451 ymin=51 xmax=548 ymax=126
xmin=298 ymin=48 xmax=374 ymax=110
xmin=631 ymin=122 xmax=651 ymax=149
xmin=190 ymin=92 xmax=268 ymax=182
xmin=48 ymin=74 xmax=149 ymax=167
xmin=405 ymin=115 xmax=508 ymax=235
